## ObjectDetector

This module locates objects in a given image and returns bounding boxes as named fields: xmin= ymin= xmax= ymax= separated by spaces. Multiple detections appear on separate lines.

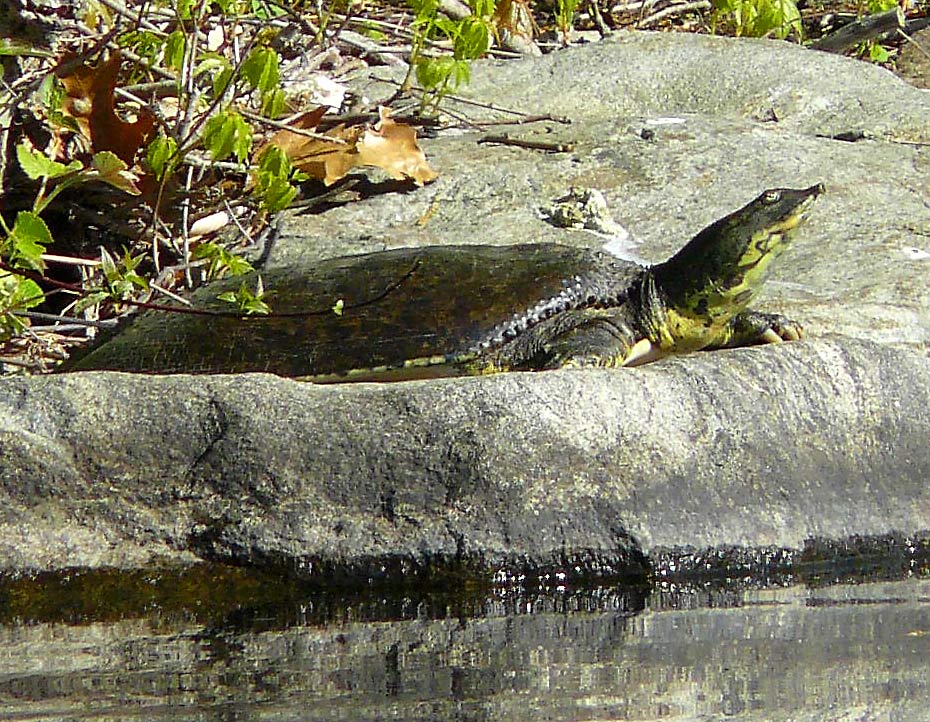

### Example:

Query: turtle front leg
xmin=529 ymin=309 xmax=658 ymax=369
xmin=712 ymin=310 xmax=804 ymax=349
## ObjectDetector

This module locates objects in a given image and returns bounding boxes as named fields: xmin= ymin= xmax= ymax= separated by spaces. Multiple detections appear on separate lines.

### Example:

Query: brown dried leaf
xmin=356 ymin=107 xmax=438 ymax=186
xmin=254 ymin=107 xmax=328 ymax=159
xmin=290 ymin=124 xmax=365 ymax=187
xmin=259 ymin=106 xmax=438 ymax=187
xmin=257 ymin=107 xmax=363 ymax=186
xmin=58 ymin=52 xmax=155 ymax=165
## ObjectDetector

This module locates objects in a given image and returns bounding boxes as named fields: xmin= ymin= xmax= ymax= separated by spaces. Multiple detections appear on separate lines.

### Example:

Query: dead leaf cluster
xmin=257 ymin=106 xmax=438 ymax=188
xmin=52 ymin=53 xmax=437 ymax=199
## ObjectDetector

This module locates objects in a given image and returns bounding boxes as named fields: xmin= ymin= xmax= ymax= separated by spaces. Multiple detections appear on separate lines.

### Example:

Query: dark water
xmin=1 ymin=570 xmax=929 ymax=722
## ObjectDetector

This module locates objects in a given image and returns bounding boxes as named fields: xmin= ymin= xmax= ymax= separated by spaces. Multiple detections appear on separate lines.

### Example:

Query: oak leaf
xmin=259 ymin=106 xmax=437 ymax=187
xmin=357 ymin=107 xmax=439 ymax=186
xmin=57 ymin=52 xmax=155 ymax=165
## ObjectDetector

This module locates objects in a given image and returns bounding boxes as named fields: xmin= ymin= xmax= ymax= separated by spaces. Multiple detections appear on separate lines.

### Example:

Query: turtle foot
xmin=716 ymin=310 xmax=805 ymax=350
xmin=757 ymin=314 xmax=804 ymax=344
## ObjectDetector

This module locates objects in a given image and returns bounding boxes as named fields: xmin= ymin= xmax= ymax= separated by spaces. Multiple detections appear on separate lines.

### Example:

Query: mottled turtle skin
xmin=64 ymin=185 xmax=823 ymax=381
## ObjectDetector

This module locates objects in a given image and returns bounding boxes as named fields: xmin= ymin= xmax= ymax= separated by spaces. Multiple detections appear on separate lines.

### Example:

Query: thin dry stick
xmin=239 ymin=109 xmax=349 ymax=143
xmin=478 ymin=135 xmax=575 ymax=152
xmin=96 ymin=0 xmax=164 ymax=34
xmin=174 ymin=22 xmax=202 ymax=150
xmin=899 ymin=27 xmax=930 ymax=62
xmin=149 ymin=282 xmax=192 ymax=306
xmin=180 ymin=164 xmax=195 ymax=287
xmin=19 ymin=311 xmax=115 ymax=328
xmin=373 ymin=76 xmax=573 ymax=123
xmin=40 ymin=254 xmax=101 ymax=267
xmin=222 ymin=198 xmax=255 ymax=247
xmin=637 ymin=0 xmax=710 ymax=27
xmin=611 ymin=0 xmax=647 ymax=11
xmin=810 ymin=7 xmax=904 ymax=53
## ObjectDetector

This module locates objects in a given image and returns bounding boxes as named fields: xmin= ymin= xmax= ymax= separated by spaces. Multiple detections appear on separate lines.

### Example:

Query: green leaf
xmin=0 ymin=273 xmax=45 ymax=340
xmin=218 ymin=278 xmax=271 ymax=315
xmin=256 ymin=173 xmax=298 ymax=213
xmin=177 ymin=0 xmax=198 ymax=20
xmin=253 ymin=153 xmax=296 ymax=212
xmin=81 ymin=247 xmax=149 ymax=310
xmin=146 ymin=135 xmax=179 ymax=180
xmin=434 ymin=17 xmax=459 ymax=35
xmin=164 ymin=30 xmax=187 ymax=71
xmin=241 ymin=47 xmax=280 ymax=94
xmin=258 ymin=144 xmax=291 ymax=177
xmin=119 ymin=30 xmax=164 ymax=60
xmin=8 ymin=211 xmax=53 ymax=271
xmin=202 ymin=110 xmax=252 ymax=163
xmin=868 ymin=41 xmax=890 ymax=63
xmin=408 ymin=0 xmax=439 ymax=20
xmin=417 ymin=56 xmax=455 ymax=91
xmin=212 ymin=64 xmax=235 ymax=99
xmin=0 ymin=273 xmax=44 ymax=310
xmin=455 ymin=18 xmax=491 ymax=59
xmin=453 ymin=59 xmax=471 ymax=87
xmin=88 ymin=151 xmax=141 ymax=194
xmin=251 ymin=0 xmax=287 ymax=18
xmin=261 ymin=87 xmax=287 ymax=118
xmin=38 ymin=74 xmax=62 ymax=111
xmin=191 ymin=242 xmax=254 ymax=279
xmin=16 ymin=142 xmax=82 ymax=180
xmin=253 ymin=145 xmax=298 ymax=212
xmin=556 ymin=0 xmax=580 ymax=31
xmin=73 ymin=290 xmax=110 ymax=314
xmin=100 ymin=247 xmax=118 ymax=280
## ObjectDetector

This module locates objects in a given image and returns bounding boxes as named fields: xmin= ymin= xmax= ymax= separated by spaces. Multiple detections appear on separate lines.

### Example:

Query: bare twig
xmin=337 ymin=29 xmax=410 ymax=66
xmin=898 ymin=27 xmax=930 ymax=63
xmin=438 ymin=89 xmax=573 ymax=123
xmin=478 ymin=134 xmax=575 ymax=152
xmin=40 ymin=254 xmax=101 ymax=266
xmin=239 ymin=109 xmax=350 ymax=143
xmin=637 ymin=0 xmax=710 ymax=28
xmin=95 ymin=0 xmax=164 ymax=34
xmin=149 ymin=282 xmax=192 ymax=306
xmin=18 ymin=311 xmax=116 ymax=328
xmin=470 ymin=114 xmax=574 ymax=126
xmin=589 ymin=0 xmax=613 ymax=36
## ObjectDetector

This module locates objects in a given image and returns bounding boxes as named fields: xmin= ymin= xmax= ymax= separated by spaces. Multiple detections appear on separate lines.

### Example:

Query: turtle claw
xmin=716 ymin=311 xmax=804 ymax=349
xmin=760 ymin=328 xmax=784 ymax=344
xmin=760 ymin=314 xmax=804 ymax=344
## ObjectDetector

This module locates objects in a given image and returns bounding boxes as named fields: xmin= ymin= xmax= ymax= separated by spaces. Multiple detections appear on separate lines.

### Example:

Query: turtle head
xmin=646 ymin=184 xmax=823 ymax=349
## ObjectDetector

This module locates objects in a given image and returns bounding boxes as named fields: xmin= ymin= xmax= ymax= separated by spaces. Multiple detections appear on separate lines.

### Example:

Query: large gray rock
xmin=3 ymin=337 xmax=929 ymax=580
xmin=3 ymin=32 xmax=930 ymax=580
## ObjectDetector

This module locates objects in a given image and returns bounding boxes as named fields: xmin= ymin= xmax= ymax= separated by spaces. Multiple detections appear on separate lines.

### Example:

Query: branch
xmin=810 ymin=7 xmax=904 ymax=54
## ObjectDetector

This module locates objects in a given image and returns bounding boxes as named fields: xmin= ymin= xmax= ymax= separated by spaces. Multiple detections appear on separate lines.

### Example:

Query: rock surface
xmin=3 ymin=32 xmax=930 ymax=581
xmin=4 ymin=337 xmax=930 ymax=581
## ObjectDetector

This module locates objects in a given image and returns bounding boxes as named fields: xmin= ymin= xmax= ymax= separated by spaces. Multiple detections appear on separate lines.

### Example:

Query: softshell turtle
xmin=63 ymin=184 xmax=823 ymax=381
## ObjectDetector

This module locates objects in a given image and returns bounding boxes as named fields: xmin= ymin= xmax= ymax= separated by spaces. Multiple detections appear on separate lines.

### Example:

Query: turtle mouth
xmin=771 ymin=184 xmax=823 ymax=233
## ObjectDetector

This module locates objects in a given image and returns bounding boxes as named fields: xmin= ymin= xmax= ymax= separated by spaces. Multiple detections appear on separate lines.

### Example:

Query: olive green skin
xmin=64 ymin=185 xmax=822 ymax=380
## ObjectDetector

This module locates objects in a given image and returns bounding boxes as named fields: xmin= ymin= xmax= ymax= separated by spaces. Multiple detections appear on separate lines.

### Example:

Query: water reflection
xmin=0 ymin=571 xmax=928 ymax=721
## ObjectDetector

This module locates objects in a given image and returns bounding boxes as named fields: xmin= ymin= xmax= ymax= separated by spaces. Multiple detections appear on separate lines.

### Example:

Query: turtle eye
xmin=762 ymin=190 xmax=781 ymax=204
